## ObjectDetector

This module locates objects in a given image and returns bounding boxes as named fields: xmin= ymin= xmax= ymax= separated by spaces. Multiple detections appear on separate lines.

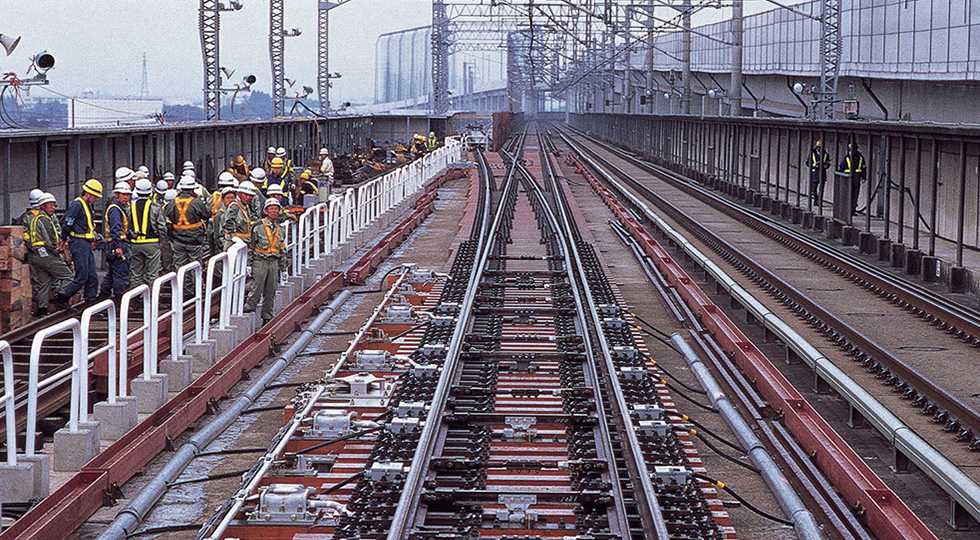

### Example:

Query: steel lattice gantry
xmin=270 ymin=0 xmax=285 ymax=117
xmin=200 ymin=0 xmax=221 ymax=120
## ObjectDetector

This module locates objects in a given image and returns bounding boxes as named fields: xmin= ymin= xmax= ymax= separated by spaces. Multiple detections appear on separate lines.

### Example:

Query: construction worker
xmin=136 ymin=165 xmax=150 ymax=180
xmin=263 ymin=157 xmax=289 ymax=199
xmin=54 ymin=179 xmax=103 ymax=306
xmin=246 ymin=168 xmax=268 ymax=218
xmin=152 ymin=179 xmax=168 ymax=204
xmin=317 ymin=148 xmax=334 ymax=186
xmin=262 ymin=146 xmax=277 ymax=172
xmin=838 ymin=142 xmax=866 ymax=216
xmin=99 ymin=182 xmax=132 ymax=300
xmin=210 ymin=186 xmax=238 ymax=256
xmin=166 ymin=177 xmax=211 ymax=271
xmin=298 ymin=169 xmax=318 ymax=198
xmin=228 ymin=155 xmax=250 ymax=180
xmin=115 ymin=166 xmax=137 ymax=191
xmin=224 ymin=180 xmax=257 ymax=250
xmin=808 ymin=140 xmax=831 ymax=207
xmin=27 ymin=192 xmax=73 ymax=316
xmin=182 ymin=160 xmax=195 ymax=176
xmin=265 ymin=184 xmax=296 ymax=223
xmin=426 ymin=131 xmax=438 ymax=151
xmin=19 ymin=188 xmax=43 ymax=228
xmin=411 ymin=134 xmax=427 ymax=158
xmin=212 ymin=171 xmax=237 ymax=214
xmin=162 ymin=172 xmax=176 ymax=190
xmin=129 ymin=179 xmax=166 ymax=289
xmin=275 ymin=146 xmax=293 ymax=178
xmin=244 ymin=197 xmax=286 ymax=326
xmin=160 ymin=187 xmax=176 ymax=271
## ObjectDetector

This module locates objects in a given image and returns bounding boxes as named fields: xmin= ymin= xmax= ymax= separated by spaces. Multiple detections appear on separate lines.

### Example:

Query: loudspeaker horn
xmin=0 ymin=34 xmax=21 ymax=56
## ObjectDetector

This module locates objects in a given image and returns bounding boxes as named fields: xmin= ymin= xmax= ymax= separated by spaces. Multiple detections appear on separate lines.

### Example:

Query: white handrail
xmin=118 ymin=285 xmax=151 ymax=403
xmin=27 ymin=318 xmax=82 ymax=455
xmin=148 ymin=272 xmax=178 ymax=376
xmin=80 ymin=299 xmax=117 ymax=421
xmin=1 ymin=340 xmax=15 ymax=465
xmin=203 ymin=252 xmax=230 ymax=340
xmin=228 ymin=241 xmax=249 ymax=316
xmin=176 ymin=261 xmax=204 ymax=352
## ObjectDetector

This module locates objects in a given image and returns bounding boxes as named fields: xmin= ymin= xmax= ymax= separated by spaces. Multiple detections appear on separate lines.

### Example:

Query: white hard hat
xmin=38 ymin=192 xmax=56 ymax=206
xmin=429 ymin=131 xmax=435 ymax=137
xmin=266 ymin=184 xmax=284 ymax=196
xmin=275 ymin=147 xmax=286 ymax=157
xmin=137 ymin=165 xmax=150 ymax=175
xmin=249 ymin=167 xmax=267 ymax=181
xmin=237 ymin=180 xmax=257 ymax=196
xmin=28 ymin=188 xmax=44 ymax=207
xmin=318 ymin=147 xmax=328 ymax=155
xmin=182 ymin=160 xmax=195 ymax=171
xmin=163 ymin=172 xmax=176 ymax=181
xmin=113 ymin=181 xmax=133 ymax=195
xmin=217 ymin=171 xmax=236 ymax=186
xmin=164 ymin=189 xmax=178 ymax=203
xmin=178 ymin=176 xmax=197 ymax=191
xmin=134 ymin=179 xmax=153 ymax=195
xmin=115 ymin=166 xmax=136 ymax=183
xmin=220 ymin=186 xmax=237 ymax=196
xmin=264 ymin=197 xmax=281 ymax=209
xmin=155 ymin=180 xmax=169 ymax=194
xmin=183 ymin=169 xmax=197 ymax=178
xmin=267 ymin=146 xmax=276 ymax=154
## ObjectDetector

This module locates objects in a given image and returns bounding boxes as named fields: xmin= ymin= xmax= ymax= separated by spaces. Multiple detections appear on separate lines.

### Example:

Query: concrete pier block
xmin=859 ymin=231 xmax=877 ymax=254
xmin=877 ymin=239 xmax=892 ymax=262
xmin=906 ymin=249 xmax=923 ymax=276
xmin=289 ymin=275 xmax=305 ymax=296
xmin=891 ymin=243 xmax=906 ymax=268
xmin=131 ymin=373 xmax=169 ymax=413
xmin=921 ymin=255 xmax=940 ymax=282
xmin=313 ymin=258 xmax=328 ymax=277
xmin=186 ymin=339 xmax=216 ymax=373
xmin=53 ymin=421 xmax=101 ymax=471
xmin=230 ymin=314 xmax=254 ymax=336
xmin=0 ymin=462 xmax=37 ymax=503
xmin=841 ymin=226 xmax=859 ymax=246
xmin=273 ymin=289 xmax=285 ymax=314
xmin=160 ymin=355 xmax=193 ymax=392
xmin=211 ymin=328 xmax=237 ymax=358
xmin=19 ymin=455 xmax=50 ymax=498
xmin=93 ymin=396 xmax=138 ymax=440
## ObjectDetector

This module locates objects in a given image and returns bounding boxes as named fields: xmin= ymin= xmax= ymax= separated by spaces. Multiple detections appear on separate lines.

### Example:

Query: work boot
xmin=33 ymin=307 xmax=48 ymax=317
xmin=52 ymin=293 xmax=75 ymax=312
xmin=243 ymin=305 xmax=255 ymax=314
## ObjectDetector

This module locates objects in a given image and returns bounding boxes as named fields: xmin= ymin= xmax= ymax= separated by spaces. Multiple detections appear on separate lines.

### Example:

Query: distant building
xmin=375 ymin=26 xmax=432 ymax=105
xmin=68 ymin=97 xmax=163 ymax=128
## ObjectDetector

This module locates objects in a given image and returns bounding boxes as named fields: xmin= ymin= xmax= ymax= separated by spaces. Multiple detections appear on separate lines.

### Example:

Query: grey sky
xmin=0 ymin=0 xmax=774 ymax=106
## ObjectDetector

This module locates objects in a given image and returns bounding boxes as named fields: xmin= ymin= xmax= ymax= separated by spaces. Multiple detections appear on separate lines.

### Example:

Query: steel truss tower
xmin=318 ymin=1 xmax=331 ymax=114
xmin=270 ymin=0 xmax=285 ymax=117
xmin=431 ymin=0 xmax=450 ymax=115
xmin=200 ymin=0 xmax=221 ymax=120
xmin=818 ymin=0 xmax=841 ymax=120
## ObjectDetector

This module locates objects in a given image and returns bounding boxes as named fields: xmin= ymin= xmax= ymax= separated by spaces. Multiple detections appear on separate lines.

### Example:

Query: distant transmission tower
xmin=140 ymin=53 xmax=149 ymax=98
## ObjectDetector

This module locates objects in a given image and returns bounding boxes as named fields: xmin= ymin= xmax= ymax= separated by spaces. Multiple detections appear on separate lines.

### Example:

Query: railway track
xmin=192 ymin=126 xmax=752 ymax=539
xmin=553 ymin=125 xmax=980 ymax=534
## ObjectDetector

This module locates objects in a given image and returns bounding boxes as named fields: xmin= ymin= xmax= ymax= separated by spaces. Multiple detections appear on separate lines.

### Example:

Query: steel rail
xmin=560 ymin=127 xmax=980 ymax=443
xmin=513 ymin=133 xmax=669 ymax=538
xmin=385 ymin=139 xmax=512 ymax=539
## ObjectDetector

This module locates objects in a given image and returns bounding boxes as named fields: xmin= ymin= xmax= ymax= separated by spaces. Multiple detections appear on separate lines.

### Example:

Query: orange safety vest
xmin=173 ymin=196 xmax=203 ymax=230
xmin=254 ymin=221 xmax=281 ymax=255
xmin=103 ymin=203 xmax=129 ymax=242
xmin=230 ymin=200 xmax=251 ymax=238
xmin=210 ymin=191 xmax=222 ymax=214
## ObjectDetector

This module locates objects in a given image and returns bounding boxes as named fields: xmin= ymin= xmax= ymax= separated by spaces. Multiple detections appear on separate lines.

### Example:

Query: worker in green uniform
xmin=165 ymin=176 xmax=211 ymax=296
xmin=244 ymin=197 xmax=286 ymax=326
xmin=21 ymin=188 xmax=44 ymax=303
xmin=209 ymin=186 xmax=237 ymax=255
xmin=129 ymin=179 xmax=167 ymax=288
xmin=27 ymin=192 xmax=73 ymax=316
xmin=223 ymin=180 xmax=257 ymax=250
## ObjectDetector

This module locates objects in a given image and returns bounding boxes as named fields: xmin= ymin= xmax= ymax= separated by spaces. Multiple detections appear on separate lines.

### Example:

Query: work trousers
xmin=809 ymin=170 xmax=825 ymax=206
xmin=63 ymin=238 xmax=99 ymax=301
xmin=160 ymin=237 xmax=174 ymax=273
xmin=28 ymin=251 xmax=73 ymax=310
xmin=173 ymin=241 xmax=206 ymax=297
xmin=100 ymin=247 xmax=130 ymax=298
xmin=245 ymin=255 xmax=281 ymax=324
xmin=129 ymin=242 xmax=161 ymax=289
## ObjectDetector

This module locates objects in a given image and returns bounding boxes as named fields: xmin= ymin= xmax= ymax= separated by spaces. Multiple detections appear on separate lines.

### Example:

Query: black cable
xmin=242 ymin=403 xmax=288 ymax=414
xmin=127 ymin=523 xmax=204 ymax=537
xmin=665 ymin=411 xmax=744 ymax=453
xmin=693 ymin=473 xmax=794 ymax=526
xmin=167 ymin=468 xmax=250 ymax=488
xmin=640 ymin=349 xmax=706 ymax=395
xmin=319 ymin=471 xmax=364 ymax=495
xmin=693 ymin=431 xmax=760 ymax=474
xmin=662 ymin=380 xmax=716 ymax=412
xmin=196 ymin=446 xmax=269 ymax=458
xmin=294 ymin=425 xmax=383 ymax=456
xmin=631 ymin=312 xmax=673 ymax=339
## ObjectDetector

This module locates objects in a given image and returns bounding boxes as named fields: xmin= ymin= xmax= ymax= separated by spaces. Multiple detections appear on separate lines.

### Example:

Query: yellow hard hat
xmin=235 ymin=155 xmax=245 ymax=165
xmin=271 ymin=157 xmax=284 ymax=167
xmin=82 ymin=178 xmax=103 ymax=197
xmin=300 ymin=170 xmax=311 ymax=179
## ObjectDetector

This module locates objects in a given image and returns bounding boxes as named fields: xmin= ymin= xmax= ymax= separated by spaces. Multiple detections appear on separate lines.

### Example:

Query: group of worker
xmin=410 ymin=131 xmax=440 ymax=158
xmin=22 ymin=146 xmax=337 ymax=324
xmin=807 ymin=140 xmax=867 ymax=215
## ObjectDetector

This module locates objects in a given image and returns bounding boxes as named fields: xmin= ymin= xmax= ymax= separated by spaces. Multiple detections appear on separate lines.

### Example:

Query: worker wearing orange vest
xmin=244 ymin=197 xmax=287 ymax=325
xmin=223 ymin=180 xmax=257 ymax=250
xmin=165 ymin=176 xmax=211 ymax=279
xmin=212 ymin=171 xmax=238 ymax=214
